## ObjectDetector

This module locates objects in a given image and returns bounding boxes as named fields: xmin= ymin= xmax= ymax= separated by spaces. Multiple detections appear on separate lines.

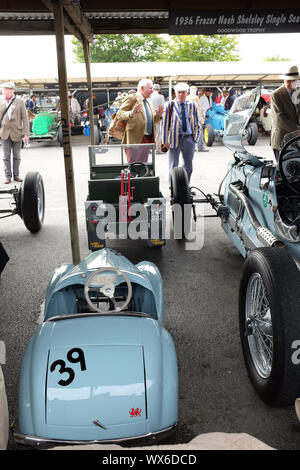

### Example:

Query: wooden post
xmin=82 ymin=38 xmax=95 ymax=145
xmin=52 ymin=0 xmax=81 ymax=265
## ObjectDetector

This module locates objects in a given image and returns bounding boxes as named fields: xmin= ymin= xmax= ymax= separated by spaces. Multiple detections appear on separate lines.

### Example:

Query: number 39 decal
xmin=50 ymin=348 xmax=87 ymax=387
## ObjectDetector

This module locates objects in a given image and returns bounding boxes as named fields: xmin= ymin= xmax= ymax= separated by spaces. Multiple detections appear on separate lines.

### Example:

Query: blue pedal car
xmin=14 ymin=248 xmax=178 ymax=447
xmin=204 ymin=101 xmax=258 ymax=147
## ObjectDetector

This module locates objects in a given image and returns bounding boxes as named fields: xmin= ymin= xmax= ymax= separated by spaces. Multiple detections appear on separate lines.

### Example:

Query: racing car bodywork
xmin=15 ymin=248 xmax=178 ymax=447
xmin=172 ymin=86 xmax=300 ymax=406
xmin=221 ymin=88 xmax=300 ymax=405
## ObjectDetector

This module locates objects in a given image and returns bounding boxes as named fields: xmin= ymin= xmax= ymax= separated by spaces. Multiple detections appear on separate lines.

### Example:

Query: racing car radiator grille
xmin=227 ymin=190 xmax=242 ymax=216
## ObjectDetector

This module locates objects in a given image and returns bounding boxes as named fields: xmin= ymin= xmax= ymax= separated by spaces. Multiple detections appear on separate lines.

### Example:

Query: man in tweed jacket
xmin=271 ymin=65 xmax=300 ymax=161
xmin=0 ymin=81 xmax=29 ymax=184
xmin=161 ymin=82 xmax=201 ymax=187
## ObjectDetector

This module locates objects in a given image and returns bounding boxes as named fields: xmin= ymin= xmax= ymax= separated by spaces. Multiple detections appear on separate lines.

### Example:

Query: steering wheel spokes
xmin=84 ymin=267 xmax=132 ymax=314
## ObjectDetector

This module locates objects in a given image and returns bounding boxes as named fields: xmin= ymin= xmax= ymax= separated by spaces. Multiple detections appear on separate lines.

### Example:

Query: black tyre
xmin=246 ymin=122 xmax=258 ymax=145
xmin=171 ymin=167 xmax=192 ymax=239
xmin=93 ymin=124 xmax=102 ymax=145
xmin=239 ymin=247 xmax=300 ymax=406
xmin=203 ymin=124 xmax=214 ymax=147
xmin=21 ymin=172 xmax=45 ymax=233
xmin=57 ymin=125 xmax=63 ymax=147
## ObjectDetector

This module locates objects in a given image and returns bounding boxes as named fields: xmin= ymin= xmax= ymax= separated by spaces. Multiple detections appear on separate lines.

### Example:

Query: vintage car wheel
xmin=93 ymin=124 xmax=102 ymax=145
xmin=21 ymin=172 xmax=45 ymax=233
xmin=57 ymin=125 xmax=63 ymax=147
xmin=239 ymin=247 xmax=300 ymax=406
xmin=203 ymin=124 xmax=214 ymax=147
xmin=246 ymin=122 xmax=258 ymax=145
xmin=171 ymin=167 xmax=192 ymax=239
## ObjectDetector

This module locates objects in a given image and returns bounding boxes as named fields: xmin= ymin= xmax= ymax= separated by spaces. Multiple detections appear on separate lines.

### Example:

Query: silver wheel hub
xmin=245 ymin=273 xmax=273 ymax=379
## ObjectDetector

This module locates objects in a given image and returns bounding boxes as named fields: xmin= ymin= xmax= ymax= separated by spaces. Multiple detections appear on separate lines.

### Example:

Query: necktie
xmin=143 ymin=99 xmax=153 ymax=135
xmin=181 ymin=102 xmax=187 ymax=133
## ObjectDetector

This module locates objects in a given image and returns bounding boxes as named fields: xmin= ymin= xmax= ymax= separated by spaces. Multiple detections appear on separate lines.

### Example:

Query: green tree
xmin=72 ymin=34 xmax=168 ymax=63
xmin=163 ymin=35 xmax=240 ymax=62
xmin=264 ymin=55 xmax=291 ymax=62
xmin=72 ymin=34 xmax=240 ymax=63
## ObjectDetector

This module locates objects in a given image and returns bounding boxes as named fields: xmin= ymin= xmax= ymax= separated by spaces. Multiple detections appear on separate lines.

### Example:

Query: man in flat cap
xmin=0 ymin=82 xmax=29 ymax=183
xmin=271 ymin=65 xmax=300 ymax=161
xmin=161 ymin=82 xmax=201 ymax=187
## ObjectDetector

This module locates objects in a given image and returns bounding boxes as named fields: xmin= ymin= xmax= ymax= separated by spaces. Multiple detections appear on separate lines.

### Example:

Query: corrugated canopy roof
xmin=0 ymin=61 xmax=290 ymax=90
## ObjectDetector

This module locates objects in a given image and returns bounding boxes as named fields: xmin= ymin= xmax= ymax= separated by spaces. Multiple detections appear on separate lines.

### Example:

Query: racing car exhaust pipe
xmin=228 ymin=183 xmax=284 ymax=248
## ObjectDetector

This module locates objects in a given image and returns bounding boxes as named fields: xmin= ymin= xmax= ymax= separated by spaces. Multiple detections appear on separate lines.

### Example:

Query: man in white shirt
xmin=199 ymin=88 xmax=213 ymax=121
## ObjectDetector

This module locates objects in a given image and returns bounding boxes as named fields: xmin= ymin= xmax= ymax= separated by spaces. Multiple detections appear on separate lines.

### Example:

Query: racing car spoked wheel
xmin=203 ymin=124 xmax=214 ymax=147
xmin=239 ymin=247 xmax=300 ymax=406
xmin=84 ymin=267 xmax=132 ymax=314
xmin=171 ymin=167 xmax=192 ymax=239
xmin=20 ymin=172 xmax=45 ymax=233
xmin=128 ymin=162 xmax=149 ymax=177
xmin=245 ymin=122 xmax=258 ymax=145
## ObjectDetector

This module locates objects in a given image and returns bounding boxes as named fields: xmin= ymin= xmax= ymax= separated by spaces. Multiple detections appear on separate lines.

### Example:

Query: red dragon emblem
xmin=129 ymin=408 xmax=142 ymax=417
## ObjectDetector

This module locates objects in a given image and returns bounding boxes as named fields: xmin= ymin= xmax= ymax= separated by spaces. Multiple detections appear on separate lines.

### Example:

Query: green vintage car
xmin=29 ymin=110 xmax=61 ymax=145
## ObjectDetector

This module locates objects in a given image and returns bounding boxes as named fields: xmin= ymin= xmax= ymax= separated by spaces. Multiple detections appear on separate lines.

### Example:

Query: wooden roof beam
xmin=41 ymin=0 xmax=94 ymax=43
xmin=62 ymin=0 xmax=94 ymax=43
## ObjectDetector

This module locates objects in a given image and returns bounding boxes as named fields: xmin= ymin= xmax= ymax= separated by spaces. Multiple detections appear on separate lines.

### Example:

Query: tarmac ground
xmin=1 ymin=133 xmax=300 ymax=450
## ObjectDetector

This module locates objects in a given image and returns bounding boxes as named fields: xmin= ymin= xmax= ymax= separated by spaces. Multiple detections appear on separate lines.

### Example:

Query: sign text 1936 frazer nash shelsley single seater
xmin=172 ymin=86 xmax=300 ymax=407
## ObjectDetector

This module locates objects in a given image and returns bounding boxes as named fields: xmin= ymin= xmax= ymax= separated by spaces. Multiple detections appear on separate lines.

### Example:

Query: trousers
xmin=168 ymin=135 xmax=195 ymax=187
xmin=2 ymin=137 xmax=22 ymax=179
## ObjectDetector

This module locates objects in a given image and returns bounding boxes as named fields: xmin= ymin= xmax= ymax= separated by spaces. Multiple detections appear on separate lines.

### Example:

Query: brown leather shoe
xmin=14 ymin=177 xmax=23 ymax=182
xmin=4 ymin=178 xmax=11 ymax=184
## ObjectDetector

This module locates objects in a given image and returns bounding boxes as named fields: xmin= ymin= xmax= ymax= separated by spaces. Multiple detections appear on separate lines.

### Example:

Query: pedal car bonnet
xmin=17 ymin=313 xmax=177 ymax=444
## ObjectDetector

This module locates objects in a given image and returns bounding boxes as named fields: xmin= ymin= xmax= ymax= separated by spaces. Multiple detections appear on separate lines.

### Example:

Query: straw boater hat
xmin=174 ymin=82 xmax=189 ymax=92
xmin=279 ymin=65 xmax=300 ymax=80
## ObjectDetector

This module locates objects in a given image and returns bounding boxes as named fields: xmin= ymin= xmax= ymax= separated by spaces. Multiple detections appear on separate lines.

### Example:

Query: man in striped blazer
xmin=161 ymin=82 xmax=201 ymax=187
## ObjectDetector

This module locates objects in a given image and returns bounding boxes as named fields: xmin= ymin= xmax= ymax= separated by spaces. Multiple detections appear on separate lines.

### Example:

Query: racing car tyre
xmin=171 ymin=167 xmax=192 ymax=239
xmin=57 ymin=125 xmax=63 ymax=147
xmin=203 ymin=124 xmax=214 ymax=147
xmin=246 ymin=122 xmax=258 ymax=146
xmin=239 ymin=247 xmax=300 ymax=406
xmin=20 ymin=172 xmax=45 ymax=233
xmin=93 ymin=124 xmax=102 ymax=145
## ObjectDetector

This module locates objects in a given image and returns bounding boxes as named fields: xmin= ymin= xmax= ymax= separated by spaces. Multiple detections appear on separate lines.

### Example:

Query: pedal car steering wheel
xmin=279 ymin=138 xmax=300 ymax=192
xmin=84 ymin=267 xmax=132 ymax=313
xmin=128 ymin=162 xmax=149 ymax=177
